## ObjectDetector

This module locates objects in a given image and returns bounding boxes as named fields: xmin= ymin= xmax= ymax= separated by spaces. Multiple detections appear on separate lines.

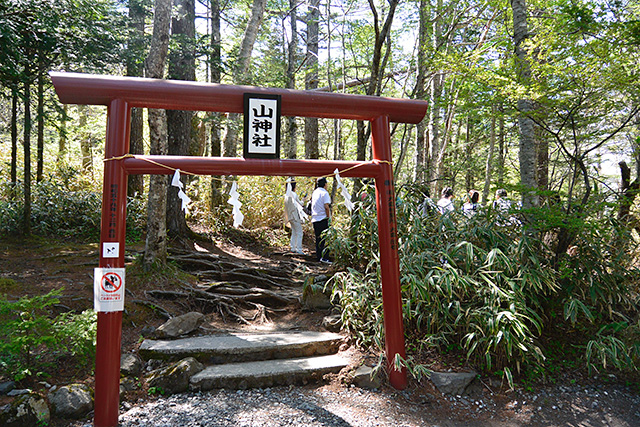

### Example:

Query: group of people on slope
xmin=427 ymin=187 xmax=513 ymax=217
xmin=283 ymin=177 xmax=333 ymax=264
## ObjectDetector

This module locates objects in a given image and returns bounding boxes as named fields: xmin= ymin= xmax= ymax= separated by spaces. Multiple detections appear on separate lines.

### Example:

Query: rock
xmin=0 ymin=381 xmax=16 ymax=395
xmin=302 ymin=276 xmax=332 ymax=310
xmin=0 ymin=391 xmax=50 ymax=427
xmin=155 ymin=312 xmax=205 ymax=339
xmin=121 ymin=352 xmax=143 ymax=376
xmin=146 ymin=357 xmax=205 ymax=395
xmin=430 ymin=371 xmax=477 ymax=396
xmin=7 ymin=388 xmax=30 ymax=396
xmin=352 ymin=366 xmax=382 ymax=389
xmin=141 ymin=325 xmax=156 ymax=337
xmin=47 ymin=383 xmax=93 ymax=419
xmin=322 ymin=314 xmax=342 ymax=332
xmin=120 ymin=377 xmax=138 ymax=398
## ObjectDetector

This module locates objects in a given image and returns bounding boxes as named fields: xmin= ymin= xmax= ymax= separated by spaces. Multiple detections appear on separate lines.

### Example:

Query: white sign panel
xmin=102 ymin=242 xmax=120 ymax=258
xmin=94 ymin=268 xmax=125 ymax=312
xmin=243 ymin=93 xmax=281 ymax=158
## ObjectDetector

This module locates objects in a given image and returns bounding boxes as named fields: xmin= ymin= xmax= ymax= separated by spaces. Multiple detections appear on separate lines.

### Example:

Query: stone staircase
xmin=139 ymin=331 xmax=350 ymax=390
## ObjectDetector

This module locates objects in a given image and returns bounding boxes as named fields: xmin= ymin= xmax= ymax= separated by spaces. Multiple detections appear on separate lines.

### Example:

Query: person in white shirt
xmin=284 ymin=179 xmax=305 ymax=254
xmin=311 ymin=177 xmax=332 ymax=263
xmin=437 ymin=187 xmax=455 ymax=215
xmin=462 ymin=190 xmax=480 ymax=217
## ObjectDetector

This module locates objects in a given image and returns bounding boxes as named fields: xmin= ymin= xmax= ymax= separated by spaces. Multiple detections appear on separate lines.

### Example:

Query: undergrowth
xmin=325 ymin=184 xmax=640 ymax=388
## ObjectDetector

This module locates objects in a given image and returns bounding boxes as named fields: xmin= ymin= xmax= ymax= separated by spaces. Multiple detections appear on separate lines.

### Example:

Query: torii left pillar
xmin=95 ymin=99 xmax=130 ymax=427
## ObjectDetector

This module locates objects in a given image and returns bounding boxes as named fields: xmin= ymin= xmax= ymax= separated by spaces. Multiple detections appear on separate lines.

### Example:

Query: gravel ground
xmin=67 ymin=379 xmax=640 ymax=427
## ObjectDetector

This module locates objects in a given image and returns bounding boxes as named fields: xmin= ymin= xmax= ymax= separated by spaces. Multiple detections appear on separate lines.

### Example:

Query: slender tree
xmin=223 ymin=0 xmax=267 ymax=157
xmin=166 ymin=0 xmax=196 ymax=238
xmin=304 ymin=0 xmax=320 ymax=159
xmin=126 ymin=0 xmax=148 ymax=198
xmin=511 ymin=0 xmax=538 ymax=208
xmin=143 ymin=0 xmax=171 ymax=268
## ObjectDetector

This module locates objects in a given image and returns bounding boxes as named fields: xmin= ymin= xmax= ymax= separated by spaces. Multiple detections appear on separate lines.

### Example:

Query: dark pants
xmin=313 ymin=218 xmax=329 ymax=261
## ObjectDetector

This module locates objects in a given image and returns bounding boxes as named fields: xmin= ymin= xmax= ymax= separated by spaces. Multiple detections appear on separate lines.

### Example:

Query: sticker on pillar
xmin=102 ymin=242 xmax=119 ymax=258
xmin=94 ymin=268 xmax=125 ymax=312
xmin=243 ymin=93 xmax=281 ymax=159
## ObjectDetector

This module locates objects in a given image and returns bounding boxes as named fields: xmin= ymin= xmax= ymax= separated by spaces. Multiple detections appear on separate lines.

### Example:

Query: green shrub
xmin=0 ymin=177 xmax=145 ymax=240
xmin=325 ymin=183 xmax=640 ymax=386
xmin=0 ymin=289 xmax=97 ymax=382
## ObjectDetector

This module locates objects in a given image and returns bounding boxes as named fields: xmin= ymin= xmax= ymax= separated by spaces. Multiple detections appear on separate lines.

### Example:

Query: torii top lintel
xmin=49 ymin=72 xmax=427 ymax=124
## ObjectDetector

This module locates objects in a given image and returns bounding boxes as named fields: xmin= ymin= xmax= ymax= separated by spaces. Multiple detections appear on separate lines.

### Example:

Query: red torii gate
xmin=50 ymin=72 xmax=427 ymax=427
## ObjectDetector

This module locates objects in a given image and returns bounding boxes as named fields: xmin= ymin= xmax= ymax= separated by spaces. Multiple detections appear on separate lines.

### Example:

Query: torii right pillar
xmin=371 ymin=115 xmax=407 ymax=389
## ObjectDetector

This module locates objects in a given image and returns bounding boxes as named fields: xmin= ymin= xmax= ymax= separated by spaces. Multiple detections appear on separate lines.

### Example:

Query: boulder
xmin=352 ymin=365 xmax=382 ymax=389
xmin=0 ymin=381 xmax=16 ymax=395
xmin=155 ymin=312 xmax=205 ymax=338
xmin=47 ymin=383 xmax=93 ymax=419
xmin=430 ymin=371 xmax=477 ymax=395
xmin=121 ymin=352 xmax=143 ymax=376
xmin=302 ymin=276 xmax=332 ymax=310
xmin=145 ymin=357 xmax=205 ymax=395
xmin=0 ymin=391 xmax=50 ymax=427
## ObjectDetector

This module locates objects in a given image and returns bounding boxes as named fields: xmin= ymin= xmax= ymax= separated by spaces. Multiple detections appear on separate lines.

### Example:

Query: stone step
xmin=190 ymin=354 xmax=350 ymax=390
xmin=139 ymin=331 xmax=344 ymax=364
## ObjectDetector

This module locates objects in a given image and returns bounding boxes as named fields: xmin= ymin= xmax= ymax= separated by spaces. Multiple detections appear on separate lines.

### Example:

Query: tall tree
xmin=304 ymin=0 xmax=320 ymax=159
xmin=143 ymin=0 xmax=171 ymax=268
xmin=166 ymin=0 xmax=196 ymax=238
xmin=223 ymin=0 xmax=267 ymax=157
xmin=511 ymin=0 xmax=538 ymax=208
xmin=126 ymin=0 xmax=148 ymax=198
xmin=285 ymin=0 xmax=299 ymax=159
xmin=209 ymin=0 xmax=224 ymax=207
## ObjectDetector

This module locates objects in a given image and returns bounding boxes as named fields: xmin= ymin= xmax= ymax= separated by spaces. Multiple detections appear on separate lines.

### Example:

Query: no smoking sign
xmin=94 ymin=268 xmax=125 ymax=312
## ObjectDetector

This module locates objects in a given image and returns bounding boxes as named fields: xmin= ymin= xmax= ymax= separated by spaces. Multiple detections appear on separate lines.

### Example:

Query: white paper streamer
xmin=171 ymin=169 xmax=191 ymax=212
xmin=334 ymin=168 xmax=354 ymax=212
xmin=286 ymin=178 xmax=309 ymax=222
xmin=228 ymin=181 xmax=244 ymax=228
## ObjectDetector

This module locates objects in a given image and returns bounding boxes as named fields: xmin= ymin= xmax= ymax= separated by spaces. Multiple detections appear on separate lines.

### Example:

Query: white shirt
xmin=437 ymin=197 xmax=454 ymax=214
xmin=311 ymin=187 xmax=331 ymax=222
xmin=284 ymin=190 xmax=303 ymax=222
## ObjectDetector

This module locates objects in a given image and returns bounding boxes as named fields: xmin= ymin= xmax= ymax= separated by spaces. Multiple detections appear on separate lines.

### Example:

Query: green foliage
xmin=0 ymin=289 xmax=97 ymax=382
xmin=0 ymin=178 xmax=146 ymax=241
xmin=325 ymin=183 xmax=640 ymax=383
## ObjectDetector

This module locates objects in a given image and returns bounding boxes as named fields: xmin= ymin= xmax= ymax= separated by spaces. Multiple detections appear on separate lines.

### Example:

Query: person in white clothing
xmin=437 ymin=187 xmax=455 ymax=214
xmin=284 ymin=179 xmax=305 ymax=254
xmin=311 ymin=177 xmax=332 ymax=263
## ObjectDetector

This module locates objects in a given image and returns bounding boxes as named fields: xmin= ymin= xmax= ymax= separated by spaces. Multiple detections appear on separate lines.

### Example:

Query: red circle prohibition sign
xmin=100 ymin=272 xmax=122 ymax=293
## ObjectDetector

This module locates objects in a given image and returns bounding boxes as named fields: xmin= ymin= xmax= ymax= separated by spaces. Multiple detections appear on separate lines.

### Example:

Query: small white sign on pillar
xmin=94 ymin=268 xmax=126 ymax=312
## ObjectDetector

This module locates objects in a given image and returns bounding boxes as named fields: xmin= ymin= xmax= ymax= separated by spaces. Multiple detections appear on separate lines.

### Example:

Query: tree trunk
xmin=57 ymin=104 xmax=68 ymax=166
xmin=511 ymin=0 xmax=538 ymax=208
xmin=78 ymin=105 xmax=93 ymax=172
xmin=414 ymin=0 xmax=429 ymax=182
xmin=304 ymin=0 xmax=320 ymax=159
xmin=143 ymin=0 xmax=172 ymax=268
xmin=482 ymin=108 xmax=496 ymax=204
xmin=223 ymin=0 xmax=267 ymax=158
xmin=127 ymin=0 xmax=147 ymax=198
xmin=166 ymin=0 xmax=196 ymax=239
xmin=497 ymin=103 xmax=505 ymax=186
xmin=536 ymin=123 xmax=549 ymax=201
xmin=36 ymin=70 xmax=44 ymax=182
xmin=23 ymin=79 xmax=32 ymax=235
xmin=10 ymin=88 xmax=18 ymax=198
xmin=285 ymin=0 xmax=298 ymax=159
xmin=209 ymin=0 xmax=224 ymax=208
xmin=617 ymin=161 xmax=639 ymax=223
